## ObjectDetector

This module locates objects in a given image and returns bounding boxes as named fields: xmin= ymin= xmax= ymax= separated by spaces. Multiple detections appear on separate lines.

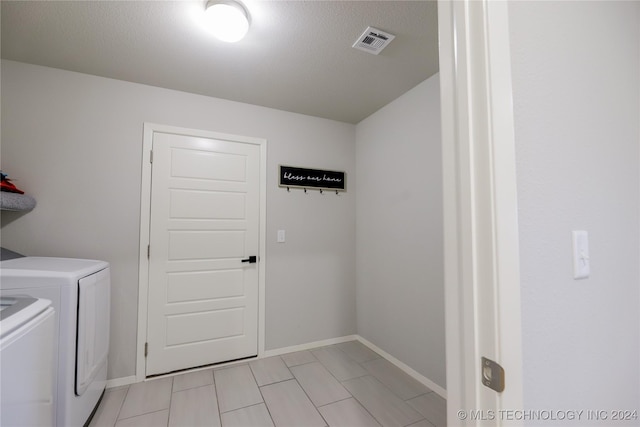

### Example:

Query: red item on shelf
xmin=0 ymin=173 xmax=25 ymax=194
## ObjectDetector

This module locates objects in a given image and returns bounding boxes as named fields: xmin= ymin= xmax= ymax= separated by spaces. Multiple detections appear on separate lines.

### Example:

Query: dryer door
xmin=75 ymin=268 xmax=110 ymax=396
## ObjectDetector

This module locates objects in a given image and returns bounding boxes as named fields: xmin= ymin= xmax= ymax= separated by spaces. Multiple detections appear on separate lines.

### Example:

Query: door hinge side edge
xmin=145 ymin=342 xmax=148 ymax=357
xmin=150 ymin=150 xmax=153 ymax=163
xmin=147 ymin=244 xmax=150 ymax=258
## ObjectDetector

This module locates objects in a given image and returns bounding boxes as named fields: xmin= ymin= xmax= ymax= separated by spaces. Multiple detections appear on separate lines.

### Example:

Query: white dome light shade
xmin=204 ymin=0 xmax=250 ymax=43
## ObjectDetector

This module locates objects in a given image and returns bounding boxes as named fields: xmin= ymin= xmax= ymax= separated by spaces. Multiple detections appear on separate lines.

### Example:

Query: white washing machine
xmin=0 ymin=257 xmax=110 ymax=427
xmin=1 ymin=296 xmax=55 ymax=426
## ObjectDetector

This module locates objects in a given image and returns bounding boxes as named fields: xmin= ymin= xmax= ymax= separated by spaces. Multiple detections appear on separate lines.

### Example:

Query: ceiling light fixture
xmin=204 ymin=0 xmax=251 ymax=43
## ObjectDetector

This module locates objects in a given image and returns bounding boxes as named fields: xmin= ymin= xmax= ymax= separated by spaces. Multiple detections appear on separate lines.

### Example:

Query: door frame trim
xmin=136 ymin=122 xmax=267 ymax=381
xmin=439 ymin=0 xmax=524 ymax=424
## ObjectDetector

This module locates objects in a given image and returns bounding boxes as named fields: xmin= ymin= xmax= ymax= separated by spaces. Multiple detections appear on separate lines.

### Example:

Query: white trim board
xmin=262 ymin=335 xmax=359 ymax=358
xmin=438 ymin=0 xmax=523 ymax=424
xmin=356 ymin=336 xmax=447 ymax=399
xmin=107 ymin=356 xmax=259 ymax=388
xmin=263 ymin=334 xmax=446 ymax=398
xmin=136 ymin=122 xmax=267 ymax=382
xmin=111 ymin=334 xmax=446 ymax=401
xmin=105 ymin=375 xmax=137 ymax=389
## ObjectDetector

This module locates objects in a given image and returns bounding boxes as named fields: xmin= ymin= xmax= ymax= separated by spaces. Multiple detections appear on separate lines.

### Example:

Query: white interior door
xmin=146 ymin=131 xmax=261 ymax=376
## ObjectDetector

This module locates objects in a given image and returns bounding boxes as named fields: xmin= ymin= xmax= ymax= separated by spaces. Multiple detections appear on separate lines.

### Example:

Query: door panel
xmin=166 ymin=270 xmax=244 ymax=302
xmin=146 ymin=132 xmax=260 ymax=376
xmin=168 ymin=230 xmax=246 ymax=260
xmin=171 ymin=148 xmax=247 ymax=182
xmin=165 ymin=308 xmax=245 ymax=346
xmin=170 ymin=190 xmax=246 ymax=219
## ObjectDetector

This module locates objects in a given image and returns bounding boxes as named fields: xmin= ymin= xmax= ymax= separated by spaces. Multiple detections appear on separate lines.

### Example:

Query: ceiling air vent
xmin=352 ymin=26 xmax=396 ymax=55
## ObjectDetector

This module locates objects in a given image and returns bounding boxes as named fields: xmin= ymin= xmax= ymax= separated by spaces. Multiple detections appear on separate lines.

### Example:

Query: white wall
xmin=509 ymin=1 xmax=640 ymax=417
xmin=0 ymin=60 xmax=356 ymax=379
xmin=355 ymin=75 xmax=445 ymax=389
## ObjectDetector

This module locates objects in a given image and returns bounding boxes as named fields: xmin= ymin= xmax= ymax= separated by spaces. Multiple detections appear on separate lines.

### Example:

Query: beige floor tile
xmin=172 ymin=369 xmax=214 ymax=392
xmin=342 ymin=376 xmax=422 ymax=427
xmin=281 ymin=350 xmax=317 ymax=367
xmin=335 ymin=341 xmax=380 ymax=363
xmin=221 ymin=403 xmax=275 ymax=427
xmin=214 ymin=364 xmax=263 ymax=413
xmin=407 ymin=393 xmax=446 ymax=427
xmin=362 ymin=358 xmax=431 ymax=400
xmin=169 ymin=384 xmax=220 ymax=427
xmin=92 ymin=346 xmax=446 ymax=427
xmin=291 ymin=362 xmax=351 ymax=407
xmin=118 ymin=377 xmax=173 ymax=420
xmin=89 ymin=388 xmax=128 ymax=427
xmin=115 ymin=410 xmax=169 ymax=427
xmin=318 ymin=398 xmax=382 ymax=427
xmin=311 ymin=346 xmax=367 ymax=381
xmin=261 ymin=379 xmax=326 ymax=427
xmin=249 ymin=356 xmax=293 ymax=386
xmin=407 ymin=420 xmax=436 ymax=427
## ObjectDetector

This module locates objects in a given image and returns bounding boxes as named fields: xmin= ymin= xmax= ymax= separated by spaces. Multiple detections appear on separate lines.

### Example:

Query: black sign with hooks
xmin=279 ymin=166 xmax=346 ymax=192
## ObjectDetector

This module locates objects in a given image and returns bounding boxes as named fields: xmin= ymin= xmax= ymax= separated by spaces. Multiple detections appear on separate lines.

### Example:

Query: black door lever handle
xmin=241 ymin=256 xmax=257 ymax=264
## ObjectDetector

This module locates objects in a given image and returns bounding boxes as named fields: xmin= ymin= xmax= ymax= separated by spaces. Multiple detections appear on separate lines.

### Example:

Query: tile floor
xmin=89 ymin=341 xmax=446 ymax=427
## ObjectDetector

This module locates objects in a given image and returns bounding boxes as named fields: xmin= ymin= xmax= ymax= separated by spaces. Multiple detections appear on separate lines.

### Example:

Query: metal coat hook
xmin=304 ymin=188 xmax=307 ymax=193
xmin=287 ymin=187 xmax=290 ymax=192
xmin=336 ymin=190 xmax=339 ymax=195
xmin=320 ymin=189 xmax=323 ymax=194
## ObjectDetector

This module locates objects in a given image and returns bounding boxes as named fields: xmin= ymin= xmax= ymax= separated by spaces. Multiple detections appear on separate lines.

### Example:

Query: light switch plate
xmin=572 ymin=230 xmax=590 ymax=279
xmin=277 ymin=230 xmax=286 ymax=243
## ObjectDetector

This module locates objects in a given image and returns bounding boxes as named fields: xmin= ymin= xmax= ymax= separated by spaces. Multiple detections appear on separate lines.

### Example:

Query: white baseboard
xmin=114 ymin=335 xmax=359 ymax=387
xmin=262 ymin=334 xmax=359 ymax=358
xmin=106 ymin=375 xmax=136 ymax=389
xmin=355 ymin=335 xmax=447 ymax=399
xmin=264 ymin=334 xmax=447 ymax=399
xmin=111 ymin=333 xmax=447 ymax=400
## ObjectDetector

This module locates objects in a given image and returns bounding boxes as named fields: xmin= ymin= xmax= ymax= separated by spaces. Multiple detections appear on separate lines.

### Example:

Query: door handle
xmin=241 ymin=256 xmax=257 ymax=264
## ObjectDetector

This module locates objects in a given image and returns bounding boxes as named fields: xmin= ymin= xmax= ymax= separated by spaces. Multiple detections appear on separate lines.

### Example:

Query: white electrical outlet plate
xmin=572 ymin=230 xmax=590 ymax=279
xmin=277 ymin=230 xmax=286 ymax=243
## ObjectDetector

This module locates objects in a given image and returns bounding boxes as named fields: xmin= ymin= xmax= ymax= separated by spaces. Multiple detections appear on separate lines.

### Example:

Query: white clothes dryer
xmin=0 ymin=257 xmax=110 ymax=427
xmin=0 ymin=296 xmax=55 ymax=427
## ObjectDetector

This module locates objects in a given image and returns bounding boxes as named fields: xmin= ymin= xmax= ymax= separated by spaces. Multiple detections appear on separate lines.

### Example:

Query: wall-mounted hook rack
xmin=280 ymin=186 xmax=344 ymax=195
xmin=279 ymin=165 xmax=346 ymax=194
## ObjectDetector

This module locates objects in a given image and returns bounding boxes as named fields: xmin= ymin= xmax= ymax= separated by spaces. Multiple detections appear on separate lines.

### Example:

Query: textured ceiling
xmin=1 ymin=0 xmax=439 ymax=124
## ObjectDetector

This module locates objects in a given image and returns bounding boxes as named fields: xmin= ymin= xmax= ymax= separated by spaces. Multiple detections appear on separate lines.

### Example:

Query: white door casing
xmin=137 ymin=124 xmax=267 ymax=379
xmin=439 ymin=1 xmax=524 ymax=425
